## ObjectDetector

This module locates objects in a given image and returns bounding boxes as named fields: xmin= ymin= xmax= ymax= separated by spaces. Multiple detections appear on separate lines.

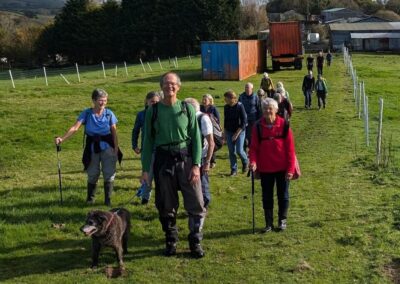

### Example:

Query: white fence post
xmin=377 ymin=98 xmax=384 ymax=165
xmin=147 ymin=62 xmax=153 ymax=72
xmin=158 ymin=57 xmax=163 ymax=70
xmin=365 ymin=96 xmax=369 ymax=147
xmin=75 ymin=63 xmax=81 ymax=82
xmin=115 ymin=65 xmax=118 ymax=77
xmin=9 ymin=70 xmax=15 ymax=88
xmin=43 ymin=66 xmax=48 ymax=86
xmin=175 ymin=56 xmax=179 ymax=68
xmin=101 ymin=61 xmax=106 ymax=78
xmin=60 ymin=74 xmax=71 ymax=85
xmin=124 ymin=61 xmax=128 ymax=77
xmin=139 ymin=58 xmax=146 ymax=72
xmin=358 ymin=81 xmax=362 ymax=119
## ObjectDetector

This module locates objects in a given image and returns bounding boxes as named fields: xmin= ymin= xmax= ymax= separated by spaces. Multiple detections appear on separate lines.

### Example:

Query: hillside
xmin=0 ymin=10 xmax=53 ymax=28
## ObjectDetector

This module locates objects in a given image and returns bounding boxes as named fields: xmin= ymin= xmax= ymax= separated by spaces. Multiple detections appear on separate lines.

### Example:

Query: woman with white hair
xmin=249 ymin=98 xmax=296 ymax=233
xmin=260 ymin=72 xmax=275 ymax=98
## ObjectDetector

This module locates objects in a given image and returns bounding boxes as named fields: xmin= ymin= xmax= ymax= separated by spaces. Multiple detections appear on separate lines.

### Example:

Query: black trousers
xmin=260 ymin=171 xmax=289 ymax=221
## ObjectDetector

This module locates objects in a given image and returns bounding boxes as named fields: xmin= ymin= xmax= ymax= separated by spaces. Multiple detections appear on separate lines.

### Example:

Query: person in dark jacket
xmin=239 ymin=82 xmax=262 ymax=154
xmin=316 ymin=50 xmax=324 ymax=75
xmin=315 ymin=74 xmax=328 ymax=110
xmin=55 ymin=89 xmax=121 ymax=206
xmin=224 ymin=90 xmax=248 ymax=176
xmin=306 ymin=54 xmax=314 ymax=71
xmin=249 ymin=98 xmax=296 ymax=233
xmin=132 ymin=91 xmax=161 ymax=204
xmin=326 ymin=50 xmax=332 ymax=67
xmin=302 ymin=70 xmax=315 ymax=109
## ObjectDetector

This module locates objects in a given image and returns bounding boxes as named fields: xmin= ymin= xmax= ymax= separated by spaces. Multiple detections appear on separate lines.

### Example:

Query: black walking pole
xmin=56 ymin=144 xmax=63 ymax=205
xmin=248 ymin=170 xmax=255 ymax=234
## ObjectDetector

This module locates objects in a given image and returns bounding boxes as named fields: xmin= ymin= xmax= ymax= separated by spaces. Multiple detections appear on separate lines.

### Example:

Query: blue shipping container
xmin=201 ymin=41 xmax=239 ymax=80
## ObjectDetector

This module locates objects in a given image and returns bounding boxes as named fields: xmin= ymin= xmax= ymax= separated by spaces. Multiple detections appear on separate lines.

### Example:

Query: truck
xmin=269 ymin=21 xmax=303 ymax=71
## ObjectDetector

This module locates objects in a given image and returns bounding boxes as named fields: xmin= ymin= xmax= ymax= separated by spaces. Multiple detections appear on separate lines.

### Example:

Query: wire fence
xmin=0 ymin=55 xmax=197 ymax=88
xmin=342 ymin=46 xmax=398 ymax=169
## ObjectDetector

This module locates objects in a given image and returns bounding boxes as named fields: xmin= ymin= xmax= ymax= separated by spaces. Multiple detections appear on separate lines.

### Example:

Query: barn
xmin=329 ymin=22 xmax=400 ymax=51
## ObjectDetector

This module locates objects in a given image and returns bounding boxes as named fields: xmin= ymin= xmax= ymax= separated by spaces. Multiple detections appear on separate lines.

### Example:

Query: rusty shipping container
xmin=269 ymin=21 xmax=303 ymax=70
xmin=201 ymin=40 xmax=266 ymax=81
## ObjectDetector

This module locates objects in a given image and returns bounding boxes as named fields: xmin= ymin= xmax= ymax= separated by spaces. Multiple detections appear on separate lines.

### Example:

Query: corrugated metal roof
xmin=351 ymin=32 xmax=400 ymax=39
xmin=330 ymin=22 xmax=400 ymax=31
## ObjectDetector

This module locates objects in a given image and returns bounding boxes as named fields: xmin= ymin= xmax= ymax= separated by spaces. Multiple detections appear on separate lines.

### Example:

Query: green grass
xmin=1 ymin=53 xmax=400 ymax=283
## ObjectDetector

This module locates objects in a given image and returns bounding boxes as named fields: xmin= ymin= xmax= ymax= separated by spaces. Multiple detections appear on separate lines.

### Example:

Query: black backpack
xmin=198 ymin=113 xmax=224 ymax=151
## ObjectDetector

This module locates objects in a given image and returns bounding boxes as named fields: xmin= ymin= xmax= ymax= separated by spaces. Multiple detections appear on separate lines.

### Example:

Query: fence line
xmin=342 ymin=46 xmax=387 ymax=166
xmin=0 ymin=55 xmax=198 ymax=87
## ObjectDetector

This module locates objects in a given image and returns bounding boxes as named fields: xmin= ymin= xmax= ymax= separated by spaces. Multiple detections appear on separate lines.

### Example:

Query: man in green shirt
xmin=141 ymin=72 xmax=206 ymax=258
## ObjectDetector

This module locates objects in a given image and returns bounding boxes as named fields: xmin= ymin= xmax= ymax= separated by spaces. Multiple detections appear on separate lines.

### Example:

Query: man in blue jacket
xmin=239 ymin=82 xmax=262 ymax=157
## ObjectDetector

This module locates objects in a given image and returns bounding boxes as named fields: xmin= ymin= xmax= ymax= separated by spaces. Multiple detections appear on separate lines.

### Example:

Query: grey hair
xmin=245 ymin=82 xmax=254 ymax=89
xmin=257 ymin=89 xmax=265 ymax=96
xmin=184 ymin=97 xmax=200 ymax=112
xmin=276 ymin=81 xmax=284 ymax=89
xmin=92 ymin=88 xmax=108 ymax=101
xmin=261 ymin=97 xmax=278 ymax=111
xmin=160 ymin=72 xmax=181 ymax=87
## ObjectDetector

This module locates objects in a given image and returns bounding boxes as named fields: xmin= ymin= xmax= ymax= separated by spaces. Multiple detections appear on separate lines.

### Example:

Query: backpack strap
xmin=256 ymin=118 xmax=290 ymax=142
xmin=151 ymin=101 xmax=192 ymax=141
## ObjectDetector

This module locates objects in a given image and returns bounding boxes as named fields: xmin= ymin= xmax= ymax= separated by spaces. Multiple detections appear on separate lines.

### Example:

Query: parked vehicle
xmin=269 ymin=21 xmax=304 ymax=71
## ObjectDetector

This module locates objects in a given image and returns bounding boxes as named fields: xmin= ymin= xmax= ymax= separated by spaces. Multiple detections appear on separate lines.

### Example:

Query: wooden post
xmin=139 ymin=58 xmax=146 ymax=72
xmin=147 ymin=62 xmax=153 ymax=72
xmin=43 ymin=66 xmax=48 ymax=86
xmin=9 ymin=70 xmax=15 ymax=88
xmin=124 ymin=61 xmax=128 ymax=77
xmin=60 ymin=74 xmax=71 ymax=85
xmin=377 ymin=98 xmax=384 ymax=165
xmin=158 ymin=57 xmax=163 ymax=70
xmin=101 ymin=61 xmax=106 ymax=78
xmin=75 ymin=63 xmax=81 ymax=82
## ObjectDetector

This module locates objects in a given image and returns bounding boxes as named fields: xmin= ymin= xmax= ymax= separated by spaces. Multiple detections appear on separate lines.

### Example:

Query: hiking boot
xmin=278 ymin=219 xmax=287 ymax=231
xmin=230 ymin=170 xmax=237 ymax=177
xmin=104 ymin=181 xmax=113 ymax=206
xmin=210 ymin=162 xmax=216 ymax=169
xmin=190 ymin=243 xmax=205 ymax=258
xmin=261 ymin=226 xmax=273 ymax=233
xmin=141 ymin=198 xmax=149 ymax=205
xmin=86 ymin=183 xmax=97 ymax=204
xmin=164 ymin=242 xmax=177 ymax=257
xmin=242 ymin=163 xmax=249 ymax=174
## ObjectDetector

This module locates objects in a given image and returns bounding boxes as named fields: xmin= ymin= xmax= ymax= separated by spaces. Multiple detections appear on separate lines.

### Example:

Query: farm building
xmin=321 ymin=8 xmax=365 ymax=23
xmin=201 ymin=40 xmax=265 ymax=81
xmin=329 ymin=22 xmax=400 ymax=51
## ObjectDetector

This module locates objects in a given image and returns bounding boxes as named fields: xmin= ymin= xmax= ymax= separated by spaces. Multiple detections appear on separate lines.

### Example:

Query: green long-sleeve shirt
xmin=141 ymin=100 xmax=202 ymax=172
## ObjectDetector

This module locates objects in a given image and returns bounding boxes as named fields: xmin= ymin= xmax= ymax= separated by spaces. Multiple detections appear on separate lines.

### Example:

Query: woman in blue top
xmin=223 ymin=90 xmax=248 ymax=176
xmin=131 ymin=91 xmax=160 ymax=204
xmin=55 ymin=89 xmax=121 ymax=206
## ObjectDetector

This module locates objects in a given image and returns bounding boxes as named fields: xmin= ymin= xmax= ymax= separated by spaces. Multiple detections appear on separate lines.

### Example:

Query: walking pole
xmin=56 ymin=143 xmax=63 ymax=205
xmin=248 ymin=170 xmax=255 ymax=234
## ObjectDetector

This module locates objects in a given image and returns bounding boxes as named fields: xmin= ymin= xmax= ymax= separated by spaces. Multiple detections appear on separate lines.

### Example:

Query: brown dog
xmin=80 ymin=208 xmax=131 ymax=269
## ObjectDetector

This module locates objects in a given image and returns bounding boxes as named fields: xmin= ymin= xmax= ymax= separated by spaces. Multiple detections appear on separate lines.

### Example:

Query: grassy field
xmin=1 ymin=53 xmax=400 ymax=283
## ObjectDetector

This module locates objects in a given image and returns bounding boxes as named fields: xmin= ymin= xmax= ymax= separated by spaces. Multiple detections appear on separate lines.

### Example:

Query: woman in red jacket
xmin=249 ymin=98 xmax=296 ymax=233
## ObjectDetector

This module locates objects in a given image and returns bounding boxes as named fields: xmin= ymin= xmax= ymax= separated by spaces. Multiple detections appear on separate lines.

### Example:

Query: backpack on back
xmin=198 ymin=113 xmax=224 ymax=152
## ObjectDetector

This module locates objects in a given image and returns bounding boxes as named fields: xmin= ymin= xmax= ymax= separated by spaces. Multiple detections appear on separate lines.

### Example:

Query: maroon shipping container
xmin=269 ymin=21 xmax=303 ymax=71
xmin=201 ymin=40 xmax=266 ymax=81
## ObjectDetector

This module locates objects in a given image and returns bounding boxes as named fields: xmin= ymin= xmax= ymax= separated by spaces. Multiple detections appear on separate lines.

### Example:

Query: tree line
xmin=35 ymin=0 xmax=241 ymax=65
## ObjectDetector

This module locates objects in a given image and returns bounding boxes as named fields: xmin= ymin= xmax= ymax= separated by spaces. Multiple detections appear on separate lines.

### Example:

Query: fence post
xmin=101 ymin=61 xmax=106 ymax=78
xmin=358 ymin=81 xmax=362 ymax=119
xmin=175 ymin=56 xmax=179 ymax=68
xmin=9 ymin=70 xmax=15 ymax=89
xmin=115 ymin=65 xmax=118 ymax=77
xmin=147 ymin=62 xmax=153 ymax=72
xmin=188 ymin=54 xmax=192 ymax=63
xmin=43 ymin=66 xmax=48 ymax=86
xmin=139 ymin=58 xmax=146 ymax=72
xmin=377 ymin=98 xmax=384 ymax=165
xmin=124 ymin=61 xmax=128 ymax=77
xmin=75 ymin=63 xmax=81 ymax=82
xmin=60 ymin=74 xmax=71 ymax=85
xmin=365 ymin=96 xmax=369 ymax=147
xmin=158 ymin=57 xmax=163 ymax=70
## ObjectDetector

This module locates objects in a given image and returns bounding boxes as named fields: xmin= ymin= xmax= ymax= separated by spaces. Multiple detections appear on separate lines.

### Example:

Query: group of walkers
xmin=54 ymin=53 xmax=332 ymax=258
